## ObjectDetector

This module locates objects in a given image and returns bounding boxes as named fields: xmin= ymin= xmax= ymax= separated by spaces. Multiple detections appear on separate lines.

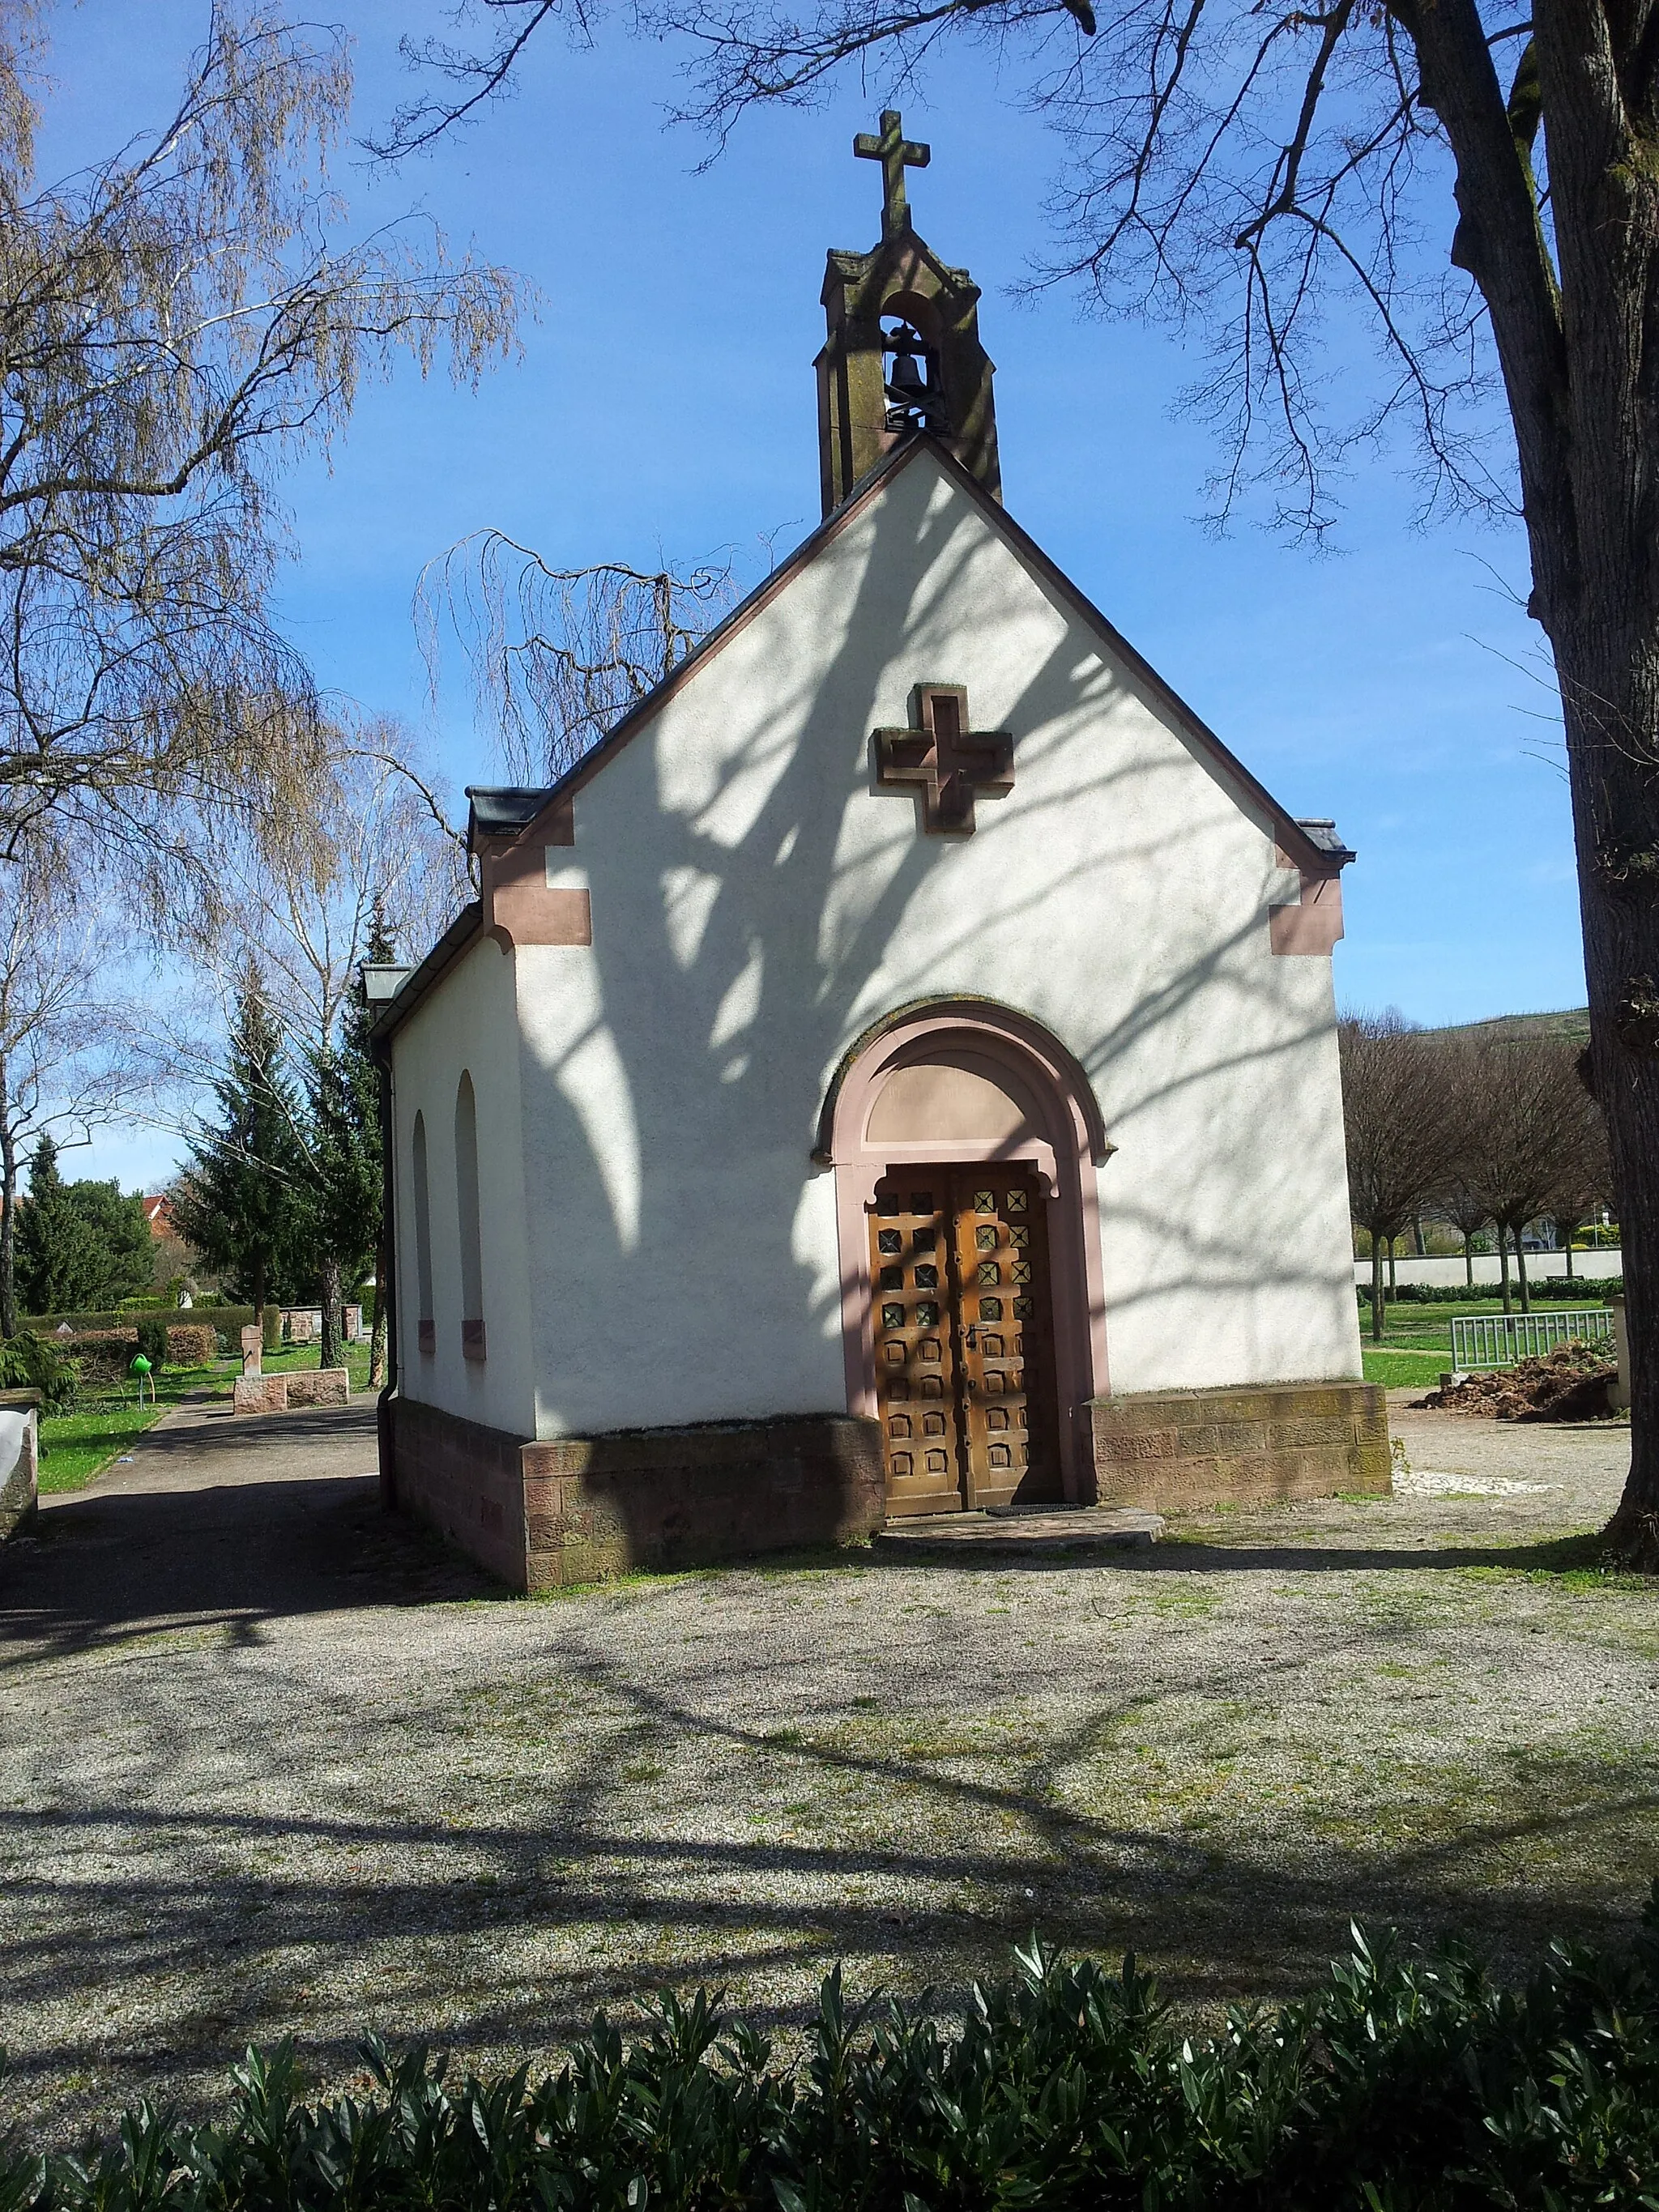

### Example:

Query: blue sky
xmin=49 ymin=2 xmax=1581 ymax=1189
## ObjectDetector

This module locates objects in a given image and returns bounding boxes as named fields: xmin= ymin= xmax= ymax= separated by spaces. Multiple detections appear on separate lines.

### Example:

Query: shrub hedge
xmin=1358 ymin=1276 xmax=1623 ymax=1306
xmin=134 ymin=1316 xmax=169 ymax=1370
xmin=23 ymin=1303 xmax=254 ymax=1340
xmin=49 ymin=1328 xmax=138 ymax=1384
xmin=164 ymin=1323 xmax=219 ymax=1366
xmin=4 ymin=1916 xmax=1657 ymax=2211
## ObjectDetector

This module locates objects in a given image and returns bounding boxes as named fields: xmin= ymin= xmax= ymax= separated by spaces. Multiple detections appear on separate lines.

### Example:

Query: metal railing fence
xmin=1450 ymin=1310 xmax=1614 ymax=1371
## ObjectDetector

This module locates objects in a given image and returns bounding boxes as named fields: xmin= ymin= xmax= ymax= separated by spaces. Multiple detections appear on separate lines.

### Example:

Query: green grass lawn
xmin=1359 ymin=1346 xmax=1450 ymax=1388
xmin=261 ymin=1338 xmax=375 ymax=1393
xmin=1356 ymin=1286 xmax=1618 ymax=1391
xmin=1361 ymin=1289 xmax=1616 ymax=1349
xmin=37 ymin=1359 xmax=234 ymax=1492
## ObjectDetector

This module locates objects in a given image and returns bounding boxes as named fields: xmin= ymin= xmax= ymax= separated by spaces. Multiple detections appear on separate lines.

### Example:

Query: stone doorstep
xmin=873 ymin=1505 xmax=1166 ymax=1554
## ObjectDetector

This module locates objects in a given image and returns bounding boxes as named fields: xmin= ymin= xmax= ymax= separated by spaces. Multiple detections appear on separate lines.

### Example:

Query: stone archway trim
xmin=814 ymin=996 xmax=1113 ymax=1166
xmin=817 ymin=998 xmax=1111 ymax=1500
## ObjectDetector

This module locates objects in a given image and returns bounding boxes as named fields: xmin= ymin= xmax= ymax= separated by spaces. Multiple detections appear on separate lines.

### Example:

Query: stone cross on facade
xmin=873 ymin=685 xmax=1014 ymax=835
xmin=855 ymin=110 xmax=931 ymax=238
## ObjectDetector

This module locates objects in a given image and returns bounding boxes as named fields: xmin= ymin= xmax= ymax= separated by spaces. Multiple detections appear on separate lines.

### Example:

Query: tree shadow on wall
xmin=504 ymin=463 xmax=1354 ymax=1464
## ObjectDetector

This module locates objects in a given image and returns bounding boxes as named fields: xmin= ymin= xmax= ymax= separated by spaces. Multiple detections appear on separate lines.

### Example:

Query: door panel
xmin=868 ymin=1178 xmax=965 ymax=1515
xmin=869 ymin=1165 xmax=1064 ymax=1513
xmin=950 ymin=1170 xmax=1063 ymax=1507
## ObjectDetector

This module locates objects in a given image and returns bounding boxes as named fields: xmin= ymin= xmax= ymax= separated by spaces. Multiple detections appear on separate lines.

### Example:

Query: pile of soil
xmin=1419 ymin=1339 xmax=1618 ymax=1422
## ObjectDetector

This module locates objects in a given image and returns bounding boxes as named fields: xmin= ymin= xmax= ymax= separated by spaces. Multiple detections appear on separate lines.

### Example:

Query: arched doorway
xmin=815 ymin=1001 xmax=1111 ymax=1513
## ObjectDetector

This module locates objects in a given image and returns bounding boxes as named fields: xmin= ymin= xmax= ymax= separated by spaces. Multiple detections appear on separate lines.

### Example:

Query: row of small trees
xmin=171 ymin=962 xmax=381 ymax=1378
xmin=1339 ymin=1014 xmax=1613 ymax=1343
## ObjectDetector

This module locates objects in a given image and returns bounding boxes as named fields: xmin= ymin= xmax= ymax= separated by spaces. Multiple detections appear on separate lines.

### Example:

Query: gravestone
xmin=232 ymin=1368 xmax=349 ymax=1415
xmin=241 ymin=1324 xmax=262 ymax=1378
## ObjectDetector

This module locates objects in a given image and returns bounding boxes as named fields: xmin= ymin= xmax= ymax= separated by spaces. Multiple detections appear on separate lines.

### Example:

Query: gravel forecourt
xmin=0 ymin=1389 xmax=1653 ymax=2143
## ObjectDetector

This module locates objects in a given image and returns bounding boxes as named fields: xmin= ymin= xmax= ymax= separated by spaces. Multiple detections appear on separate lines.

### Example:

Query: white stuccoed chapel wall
xmin=390 ymin=934 xmax=537 ymax=1438
xmin=394 ymin=446 xmax=1363 ymax=1442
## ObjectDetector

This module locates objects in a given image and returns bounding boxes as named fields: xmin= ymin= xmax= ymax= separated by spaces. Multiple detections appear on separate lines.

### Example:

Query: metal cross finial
xmin=854 ymin=109 xmax=931 ymax=238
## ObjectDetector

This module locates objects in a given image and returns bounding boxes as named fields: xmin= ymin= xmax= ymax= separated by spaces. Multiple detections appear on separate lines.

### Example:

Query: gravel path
xmin=0 ymin=1391 xmax=1651 ymax=2142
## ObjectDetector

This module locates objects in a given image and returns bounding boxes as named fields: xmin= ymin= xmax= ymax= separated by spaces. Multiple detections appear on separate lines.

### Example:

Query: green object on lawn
xmin=130 ymin=1350 xmax=155 ymax=1405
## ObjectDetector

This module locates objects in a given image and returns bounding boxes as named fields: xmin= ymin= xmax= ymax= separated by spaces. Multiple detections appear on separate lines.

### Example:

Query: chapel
xmin=368 ymin=115 xmax=1388 ymax=1592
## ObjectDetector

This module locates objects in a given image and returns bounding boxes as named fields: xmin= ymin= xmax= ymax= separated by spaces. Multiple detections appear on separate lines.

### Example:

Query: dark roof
xmin=1295 ymin=818 xmax=1355 ymax=863
xmin=466 ymin=786 xmax=556 ymax=847
xmin=368 ymin=900 xmax=485 ymax=1048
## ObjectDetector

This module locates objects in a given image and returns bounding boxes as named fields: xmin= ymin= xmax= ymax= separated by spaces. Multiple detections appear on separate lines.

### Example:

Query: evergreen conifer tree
xmin=302 ymin=918 xmax=384 ymax=1371
xmin=15 ymin=1136 xmax=87 ymax=1314
xmin=172 ymin=969 xmax=305 ymax=1314
xmin=14 ymin=1134 xmax=154 ymax=1315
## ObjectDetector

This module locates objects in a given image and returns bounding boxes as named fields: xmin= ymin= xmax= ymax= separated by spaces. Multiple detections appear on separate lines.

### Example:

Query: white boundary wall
xmin=1352 ymin=1251 xmax=1623 ymax=1289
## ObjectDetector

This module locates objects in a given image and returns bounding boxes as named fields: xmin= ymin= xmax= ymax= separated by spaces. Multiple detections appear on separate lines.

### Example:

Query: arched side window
xmin=412 ymin=1112 xmax=435 ymax=1357
xmin=454 ymin=1072 xmax=486 ymax=1362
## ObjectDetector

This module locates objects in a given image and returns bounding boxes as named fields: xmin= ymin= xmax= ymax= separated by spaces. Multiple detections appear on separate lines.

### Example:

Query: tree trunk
xmin=1563 ymin=1231 xmax=1576 ymax=1280
xmin=1499 ymin=1229 xmax=1512 ymax=1315
xmin=1371 ymin=1235 xmax=1385 ymax=1344
xmin=1464 ymin=1231 xmax=1474 ymax=1288
xmin=1498 ymin=13 xmax=1658 ymax=1558
xmin=1564 ymin=648 xmax=1659 ymax=1562
xmin=0 ymin=1098 xmax=15 ymax=1343
xmin=319 ymin=1255 xmax=341 ymax=1370
xmin=369 ymin=1229 xmax=389 ymax=1388
xmin=252 ymin=1252 xmax=266 ymax=1319
xmin=1516 ymin=1230 xmax=1530 ymax=1314
xmin=1387 ymin=1239 xmax=1397 ymax=1294
xmin=1384 ymin=0 xmax=1659 ymax=1562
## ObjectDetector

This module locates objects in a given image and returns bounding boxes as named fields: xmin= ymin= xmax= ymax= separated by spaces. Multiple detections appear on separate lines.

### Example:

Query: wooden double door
xmin=869 ymin=1166 xmax=1064 ymax=1515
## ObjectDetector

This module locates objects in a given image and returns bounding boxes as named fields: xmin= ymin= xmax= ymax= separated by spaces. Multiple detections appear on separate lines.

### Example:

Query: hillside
xmin=1429 ymin=1007 xmax=1590 ymax=1047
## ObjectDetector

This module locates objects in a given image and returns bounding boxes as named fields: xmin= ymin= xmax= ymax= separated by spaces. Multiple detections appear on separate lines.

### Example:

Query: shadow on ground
xmin=0 ymin=1401 xmax=1650 ymax=2141
xmin=0 ymin=1404 xmax=496 ymax=1664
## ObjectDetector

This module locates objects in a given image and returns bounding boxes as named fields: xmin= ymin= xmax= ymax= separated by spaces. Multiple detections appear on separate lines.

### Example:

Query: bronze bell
xmin=887 ymin=351 xmax=928 ymax=400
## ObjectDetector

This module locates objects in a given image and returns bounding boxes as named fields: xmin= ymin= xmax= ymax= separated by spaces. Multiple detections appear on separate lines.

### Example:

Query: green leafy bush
xmin=0 ymin=1331 xmax=78 ymax=1410
xmin=4 ymin=1918 xmax=1657 ymax=2211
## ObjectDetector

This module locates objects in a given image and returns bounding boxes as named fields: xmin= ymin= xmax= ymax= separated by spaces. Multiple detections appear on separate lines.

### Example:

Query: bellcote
xmin=815 ymin=110 xmax=1001 ymax=517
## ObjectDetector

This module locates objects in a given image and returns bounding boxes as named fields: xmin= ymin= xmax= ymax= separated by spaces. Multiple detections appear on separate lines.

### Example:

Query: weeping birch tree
xmin=0 ymin=2 xmax=519 ymax=899
xmin=416 ymin=536 xmax=737 ymax=783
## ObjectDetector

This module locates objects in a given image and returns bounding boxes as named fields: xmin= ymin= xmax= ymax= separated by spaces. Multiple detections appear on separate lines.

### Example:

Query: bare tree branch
xmin=416 ymin=533 xmax=737 ymax=782
xmin=0 ymin=5 xmax=523 ymax=904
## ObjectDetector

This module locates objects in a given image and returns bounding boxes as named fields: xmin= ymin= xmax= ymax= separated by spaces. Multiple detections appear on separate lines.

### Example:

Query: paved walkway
xmin=4 ymin=1397 xmax=483 ymax=1662
xmin=0 ymin=1392 xmax=1647 ymax=2146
